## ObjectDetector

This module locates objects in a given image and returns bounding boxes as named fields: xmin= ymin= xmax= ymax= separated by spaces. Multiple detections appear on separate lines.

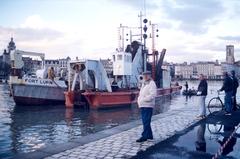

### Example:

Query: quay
xmin=14 ymin=104 xmax=201 ymax=159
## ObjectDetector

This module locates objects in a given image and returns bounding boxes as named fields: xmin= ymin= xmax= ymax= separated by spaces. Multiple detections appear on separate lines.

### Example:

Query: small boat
xmin=182 ymin=89 xmax=197 ymax=96
xmin=11 ymin=77 xmax=67 ymax=105
xmin=9 ymin=50 xmax=67 ymax=106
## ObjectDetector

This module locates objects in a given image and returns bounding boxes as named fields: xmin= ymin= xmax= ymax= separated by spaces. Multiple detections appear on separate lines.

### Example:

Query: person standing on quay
xmin=196 ymin=74 xmax=208 ymax=119
xmin=231 ymin=70 xmax=239 ymax=111
xmin=137 ymin=71 xmax=157 ymax=142
xmin=219 ymin=72 xmax=234 ymax=115
xmin=185 ymin=81 xmax=189 ymax=91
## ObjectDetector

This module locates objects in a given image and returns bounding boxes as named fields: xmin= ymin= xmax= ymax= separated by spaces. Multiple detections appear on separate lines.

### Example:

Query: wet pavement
xmin=134 ymin=111 xmax=240 ymax=159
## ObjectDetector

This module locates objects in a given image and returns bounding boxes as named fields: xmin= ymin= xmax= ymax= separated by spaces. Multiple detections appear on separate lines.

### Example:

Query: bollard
xmin=64 ymin=91 xmax=74 ymax=108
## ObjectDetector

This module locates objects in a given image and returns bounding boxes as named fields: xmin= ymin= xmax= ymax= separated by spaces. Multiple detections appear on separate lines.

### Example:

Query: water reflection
xmin=195 ymin=123 xmax=206 ymax=152
xmin=195 ymin=122 xmax=238 ymax=155
xmin=217 ymin=125 xmax=237 ymax=156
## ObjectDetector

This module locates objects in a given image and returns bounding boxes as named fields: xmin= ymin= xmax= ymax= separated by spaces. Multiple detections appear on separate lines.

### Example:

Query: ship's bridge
xmin=112 ymin=51 xmax=132 ymax=76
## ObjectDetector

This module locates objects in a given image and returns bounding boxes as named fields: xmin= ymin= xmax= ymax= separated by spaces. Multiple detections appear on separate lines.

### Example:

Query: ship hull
xmin=83 ymin=86 xmax=182 ymax=109
xmin=12 ymin=84 xmax=66 ymax=106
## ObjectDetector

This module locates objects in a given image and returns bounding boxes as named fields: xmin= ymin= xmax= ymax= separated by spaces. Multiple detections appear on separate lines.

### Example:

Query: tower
xmin=3 ymin=37 xmax=16 ymax=65
xmin=8 ymin=37 xmax=16 ymax=53
xmin=226 ymin=45 xmax=235 ymax=64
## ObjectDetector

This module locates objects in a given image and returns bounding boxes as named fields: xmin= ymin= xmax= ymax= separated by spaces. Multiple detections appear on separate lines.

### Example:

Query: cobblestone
xmin=44 ymin=106 xmax=200 ymax=159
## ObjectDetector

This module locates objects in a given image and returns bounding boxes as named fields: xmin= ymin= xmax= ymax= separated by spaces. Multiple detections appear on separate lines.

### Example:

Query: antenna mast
xmin=138 ymin=11 xmax=143 ymax=44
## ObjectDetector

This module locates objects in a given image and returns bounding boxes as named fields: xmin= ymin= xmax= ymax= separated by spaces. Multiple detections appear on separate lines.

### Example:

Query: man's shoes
xmin=196 ymin=115 xmax=206 ymax=119
xmin=136 ymin=138 xmax=147 ymax=143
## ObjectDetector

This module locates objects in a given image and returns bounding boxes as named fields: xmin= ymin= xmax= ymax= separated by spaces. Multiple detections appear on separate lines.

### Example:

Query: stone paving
xmin=43 ymin=106 xmax=201 ymax=159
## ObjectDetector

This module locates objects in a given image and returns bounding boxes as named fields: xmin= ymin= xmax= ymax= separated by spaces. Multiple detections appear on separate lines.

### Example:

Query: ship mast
xmin=150 ymin=23 xmax=159 ymax=80
xmin=138 ymin=11 xmax=143 ymax=44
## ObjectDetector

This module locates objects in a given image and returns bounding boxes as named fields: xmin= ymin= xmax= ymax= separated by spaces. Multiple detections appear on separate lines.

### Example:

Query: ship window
xmin=125 ymin=55 xmax=131 ymax=62
xmin=117 ymin=55 xmax=122 ymax=60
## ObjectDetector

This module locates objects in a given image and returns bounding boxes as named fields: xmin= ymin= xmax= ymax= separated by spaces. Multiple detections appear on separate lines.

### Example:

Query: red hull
xmin=83 ymin=86 xmax=182 ymax=109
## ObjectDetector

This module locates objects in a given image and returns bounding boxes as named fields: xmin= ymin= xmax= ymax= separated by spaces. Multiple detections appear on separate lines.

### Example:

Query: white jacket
xmin=137 ymin=80 xmax=157 ymax=108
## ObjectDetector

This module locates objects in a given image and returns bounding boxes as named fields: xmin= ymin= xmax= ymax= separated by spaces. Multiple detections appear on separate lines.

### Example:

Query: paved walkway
xmin=44 ymin=106 xmax=201 ymax=159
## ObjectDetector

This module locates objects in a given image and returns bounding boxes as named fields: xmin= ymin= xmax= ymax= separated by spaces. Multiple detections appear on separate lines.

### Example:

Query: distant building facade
xmin=22 ymin=57 xmax=42 ymax=73
xmin=59 ymin=56 xmax=71 ymax=69
xmin=175 ymin=64 xmax=194 ymax=79
xmin=195 ymin=62 xmax=215 ymax=79
xmin=100 ymin=59 xmax=113 ymax=75
xmin=174 ymin=61 xmax=223 ymax=80
xmin=44 ymin=57 xmax=71 ymax=76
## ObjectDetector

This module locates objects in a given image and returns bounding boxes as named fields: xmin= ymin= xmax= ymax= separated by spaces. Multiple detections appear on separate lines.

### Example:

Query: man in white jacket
xmin=136 ymin=71 xmax=157 ymax=142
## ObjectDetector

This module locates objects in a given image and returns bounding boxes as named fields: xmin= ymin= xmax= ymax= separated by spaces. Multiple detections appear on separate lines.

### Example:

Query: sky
xmin=0 ymin=0 xmax=240 ymax=63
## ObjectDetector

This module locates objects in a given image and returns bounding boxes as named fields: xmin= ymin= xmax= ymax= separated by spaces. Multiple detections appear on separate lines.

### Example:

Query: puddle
xmin=134 ymin=119 xmax=240 ymax=159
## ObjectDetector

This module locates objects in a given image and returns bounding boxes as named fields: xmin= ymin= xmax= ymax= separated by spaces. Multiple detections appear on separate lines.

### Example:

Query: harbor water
xmin=0 ymin=81 xmax=239 ymax=158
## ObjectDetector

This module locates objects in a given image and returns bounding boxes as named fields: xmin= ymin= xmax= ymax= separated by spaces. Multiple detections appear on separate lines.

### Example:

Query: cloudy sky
xmin=0 ymin=0 xmax=240 ymax=63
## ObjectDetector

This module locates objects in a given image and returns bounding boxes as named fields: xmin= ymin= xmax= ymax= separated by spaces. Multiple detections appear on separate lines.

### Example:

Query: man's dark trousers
xmin=141 ymin=107 xmax=153 ymax=139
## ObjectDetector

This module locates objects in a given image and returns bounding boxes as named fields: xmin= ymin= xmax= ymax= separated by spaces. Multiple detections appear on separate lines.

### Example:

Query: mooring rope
xmin=212 ymin=123 xmax=240 ymax=159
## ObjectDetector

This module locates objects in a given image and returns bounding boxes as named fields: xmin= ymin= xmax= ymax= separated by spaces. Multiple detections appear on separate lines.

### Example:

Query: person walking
xmin=231 ymin=70 xmax=239 ymax=111
xmin=196 ymin=74 xmax=208 ymax=119
xmin=219 ymin=72 xmax=234 ymax=115
xmin=185 ymin=81 xmax=189 ymax=91
xmin=137 ymin=71 xmax=157 ymax=142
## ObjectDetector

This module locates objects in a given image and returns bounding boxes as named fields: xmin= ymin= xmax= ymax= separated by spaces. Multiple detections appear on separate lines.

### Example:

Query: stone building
xmin=174 ymin=61 xmax=223 ymax=80
xmin=174 ymin=63 xmax=194 ymax=79
xmin=195 ymin=62 xmax=215 ymax=79
xmin=100 ymin=59 xmax=113 ymax=76
xmin=226 ymin=45 xmax=234 ymax=64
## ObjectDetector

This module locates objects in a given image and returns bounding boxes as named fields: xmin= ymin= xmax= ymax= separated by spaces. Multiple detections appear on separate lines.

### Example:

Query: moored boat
xmin=11 ymin=77 xmax=67 ymax=105
xmin=66 ymin=16 xmax=182 ymax=109
xmin=9 ymin=50 xmax=67 ymax=106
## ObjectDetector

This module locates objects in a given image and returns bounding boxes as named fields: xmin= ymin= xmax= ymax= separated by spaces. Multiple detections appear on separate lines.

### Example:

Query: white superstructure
xmin=112 ymin=52 xmax=132 ymax=76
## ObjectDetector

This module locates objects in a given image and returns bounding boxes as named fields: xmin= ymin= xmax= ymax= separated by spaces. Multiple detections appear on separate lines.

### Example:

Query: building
xmin=0 ymin=38 xmax=16 ymax=79
xmin=2 ymin=38 xmax=16 ymax=65
xmin=226 ymin=45 xmax=234 ymax=64
xmin=174 ymin=61 xmax=223 ymax=80
xmin=59 ymin=56 xmax=71 ymax=69
xmin=222 ymin=45 xmax=240 ymax=77
xmin=44 ymin=57 xmax=70 ymax=76
xmin=214 ymin=64 xmax=223 ymax=79
xmin=44 ymin=59 xmax=60 ymax=74
xmin=195 ymin=62 xmax=215 ymax=79
xmin=22 ymin=57 xmax=42 ymax=73
xmin=100 ymin=59 xmax=113 ymax=75
xmin=174 ymin=63 xmax=194 ymax=79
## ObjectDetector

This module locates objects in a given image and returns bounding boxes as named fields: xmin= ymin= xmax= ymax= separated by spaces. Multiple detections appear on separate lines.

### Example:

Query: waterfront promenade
xmin=15 ymin=103 xmax=201 ymax=159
